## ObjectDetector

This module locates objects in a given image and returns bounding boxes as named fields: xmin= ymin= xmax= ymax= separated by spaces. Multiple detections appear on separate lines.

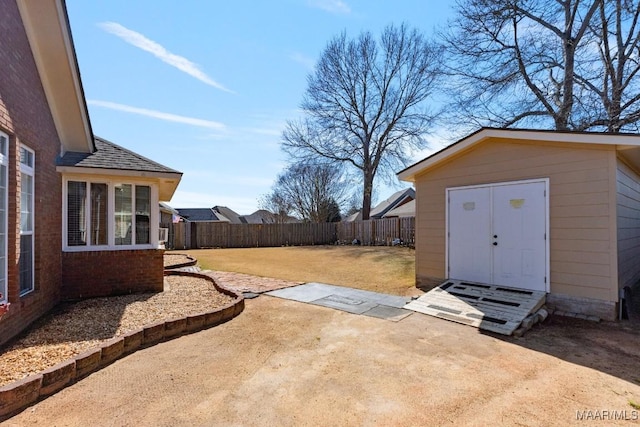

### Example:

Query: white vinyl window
xmin=65 ymin=179 xmax=157 ymax=251
xmin=19 ymin=145 xmax=34 ymax=296
xmin=0 ymin=133 xmax=7 ymax=302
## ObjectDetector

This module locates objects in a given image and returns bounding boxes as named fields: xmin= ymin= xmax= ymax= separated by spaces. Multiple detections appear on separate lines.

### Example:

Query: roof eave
xmin=17 ymin=0 xmax=94 ymax=154
xmin=56 ymin=166 xmax=182 ymax=201
xmin=398 ymin=128 xmax=640 ymax=182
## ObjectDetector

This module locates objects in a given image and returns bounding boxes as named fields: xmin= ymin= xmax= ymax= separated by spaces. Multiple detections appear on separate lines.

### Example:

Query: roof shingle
xmin=57 ymin=136 xmax=181 ymax=174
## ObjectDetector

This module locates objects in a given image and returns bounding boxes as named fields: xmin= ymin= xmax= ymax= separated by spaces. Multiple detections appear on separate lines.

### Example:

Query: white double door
xmin=447 ymin=180 xmax=548 ymax=292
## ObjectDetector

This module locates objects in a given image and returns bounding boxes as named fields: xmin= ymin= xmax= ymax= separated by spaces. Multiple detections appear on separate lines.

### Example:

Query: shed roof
xmin=398 ymin=128 xmax=640 ymax=182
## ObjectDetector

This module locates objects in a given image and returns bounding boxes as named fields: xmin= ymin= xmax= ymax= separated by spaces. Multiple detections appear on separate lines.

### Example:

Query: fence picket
xmin=165 ymin=217 xmax=414 ymax=249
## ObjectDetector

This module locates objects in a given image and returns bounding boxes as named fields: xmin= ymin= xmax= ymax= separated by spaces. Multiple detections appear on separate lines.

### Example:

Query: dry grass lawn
xmin=180 ymin=245 xmax=419 ymax=296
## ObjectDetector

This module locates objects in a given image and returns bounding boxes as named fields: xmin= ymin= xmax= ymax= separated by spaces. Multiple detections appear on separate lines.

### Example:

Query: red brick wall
xmin=0 ymin=0 xmax=64 ymax=346
xmin=61 ymin=250 xmax=164 ymax=300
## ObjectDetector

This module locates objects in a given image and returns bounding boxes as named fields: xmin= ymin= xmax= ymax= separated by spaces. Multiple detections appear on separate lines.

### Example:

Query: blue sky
xmin=66 ymin=0 xmax=455 ymax=214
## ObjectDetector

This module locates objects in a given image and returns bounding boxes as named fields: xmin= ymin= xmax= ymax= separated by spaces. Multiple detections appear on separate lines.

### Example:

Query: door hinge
xmin=544 ymin=233 xmax=546 ymax=240
xmin=544 ymin=276 xmax=547 ymax=284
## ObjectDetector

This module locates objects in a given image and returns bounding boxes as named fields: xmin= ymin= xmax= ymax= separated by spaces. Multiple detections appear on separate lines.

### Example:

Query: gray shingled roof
xmin=176 ymin=208 xmax=223 ymax=222
xmin=57 ymin=136 xmax=181 ymax=174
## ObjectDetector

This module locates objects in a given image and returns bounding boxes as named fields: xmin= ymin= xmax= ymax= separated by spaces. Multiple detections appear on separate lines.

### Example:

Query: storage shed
xmin=398 ymin=128 xmax=640 ymax=321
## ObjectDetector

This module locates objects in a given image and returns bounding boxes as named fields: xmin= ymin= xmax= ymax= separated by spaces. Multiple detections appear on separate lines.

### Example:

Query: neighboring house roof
xmin=16 ymin=0 xmax=94 ymax=154
xmin=176 ymin=206 xmax=245 ymax=223
xmin=176 ymin=208 xmax=225 ymax=222
xmin=240 ymin=210 xmax=299 ymax=224
xmin=398 ymin=127 xmax=640 ymax=182
xmin=343 ymin=188 xmax=415 ymax=221
xmin=241 ymin=210 xmax=274 ymax=224
xmin=344 ymin=211 xmax=362 ymax=222
xmin=57 ymin=137 xmax=182 ymax=201
xmin=159 ymin=202 xmax=180 ymax=216
xmin=370 ymin=188 xmax=415 ymax=219
xmin=382 ymin=199 xmax=415 ymax=218
xmin=213 ymin=206 xmax=243 ymax=224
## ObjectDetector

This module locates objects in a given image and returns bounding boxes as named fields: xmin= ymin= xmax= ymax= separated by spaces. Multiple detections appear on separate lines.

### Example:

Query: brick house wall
xmin=0 ymin=0 xmax=64 ymax=346
xmin=61 ymin=250 xmax=164 ymax=300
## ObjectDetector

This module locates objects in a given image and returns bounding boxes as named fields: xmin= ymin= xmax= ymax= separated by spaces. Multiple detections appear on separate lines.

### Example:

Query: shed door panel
xmin=448 ymin=181 xmax=547 ymax=292
xmin=448 ymin=187 xmax=492 ymax=284
xmin=492 ymin=182 xmax=546 ymax=291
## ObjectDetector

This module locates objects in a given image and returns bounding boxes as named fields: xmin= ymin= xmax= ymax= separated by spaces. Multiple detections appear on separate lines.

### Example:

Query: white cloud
xmin=98 ymin=21 xmax=233 ymax=93
xmin=289 ymin=52 xmax=316 ymax=70
xmin=88 ymin=100 xmax=226 ymax=130
xmin=307 ymin=0 xmax=351 ymax=14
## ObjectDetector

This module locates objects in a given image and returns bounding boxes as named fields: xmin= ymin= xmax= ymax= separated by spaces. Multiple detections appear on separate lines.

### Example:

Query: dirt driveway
xmin=3 ymin=295 xmax=640 ymax=426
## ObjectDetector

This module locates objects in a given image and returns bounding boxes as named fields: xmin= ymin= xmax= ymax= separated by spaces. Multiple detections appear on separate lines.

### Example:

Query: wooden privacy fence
xmin=165 ymin=217 xmax=414 ymax=249
xmin=336 ymin=217 xmax=415 ymax=246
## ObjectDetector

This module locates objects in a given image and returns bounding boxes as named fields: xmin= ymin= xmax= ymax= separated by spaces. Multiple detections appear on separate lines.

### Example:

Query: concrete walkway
xmin=267 ymin=282 xmax=413 ymax=322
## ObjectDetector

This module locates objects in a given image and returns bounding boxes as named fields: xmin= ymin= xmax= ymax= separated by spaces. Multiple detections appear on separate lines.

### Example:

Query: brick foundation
xmin=61 ymin=250 xmax=164 ymax=300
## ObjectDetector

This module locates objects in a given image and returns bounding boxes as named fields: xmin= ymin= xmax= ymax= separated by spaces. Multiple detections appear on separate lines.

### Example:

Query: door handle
xmin=493 ymin=242 xmax=498 ymax=246
xmin=493 ymin=235 xmax=498 ymax=238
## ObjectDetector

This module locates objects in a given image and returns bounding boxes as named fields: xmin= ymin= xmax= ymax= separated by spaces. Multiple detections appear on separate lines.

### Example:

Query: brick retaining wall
xmin=61 ymin=250 xmax=164 ymax=300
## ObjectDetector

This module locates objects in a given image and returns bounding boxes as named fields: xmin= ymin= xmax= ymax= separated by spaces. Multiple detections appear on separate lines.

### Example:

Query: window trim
xmin=62 ymin=176 xmax=159 ymax=252
xmin=19 ymin=144 xmax=35 ymax=296
xmin=0 ymin=132 xmax=7 ymax=303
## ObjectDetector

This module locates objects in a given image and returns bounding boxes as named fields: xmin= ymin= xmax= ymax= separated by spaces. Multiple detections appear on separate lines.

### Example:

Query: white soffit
xmin=17 ymin=0 xmax=93 ymax=154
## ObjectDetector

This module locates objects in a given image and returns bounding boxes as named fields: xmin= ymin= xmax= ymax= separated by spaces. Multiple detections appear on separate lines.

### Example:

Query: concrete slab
xmin=313 ymin=295 xmax=379 ymax=315
xmin=266 ymin=282 xmax=413 ymax=320
xmin=266 ymin=283 xmax=336 ymax=303
xmin=362 ymin=305 xmax=413 ymax=322
xmin=242 ymin=292 xmax=260 ymax=299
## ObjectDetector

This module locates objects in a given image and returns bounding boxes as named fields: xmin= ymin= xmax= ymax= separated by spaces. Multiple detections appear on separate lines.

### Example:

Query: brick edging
xmin=163 ymin=254 xmax=197 ymax=270
xmin=0 ymin=271 xmax=244 ymax=421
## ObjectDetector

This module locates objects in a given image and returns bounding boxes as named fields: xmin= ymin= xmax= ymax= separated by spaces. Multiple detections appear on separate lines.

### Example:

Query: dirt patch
xmin=5 ymin=296 xmax=640 ymax=426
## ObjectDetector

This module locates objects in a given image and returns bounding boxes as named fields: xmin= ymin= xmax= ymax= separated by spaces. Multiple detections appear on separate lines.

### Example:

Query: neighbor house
xmin=176 ymin=206 xmax=242 ymax=223
xmin=382 ymin=199 xmax=415 ymax=218
xmin=0 ymin=0 xmax=182 ymax=345
xmin=345 ymin=188 xmax=415 ymax=221
xmin=398 ymin=127 xmax=640 ymax=321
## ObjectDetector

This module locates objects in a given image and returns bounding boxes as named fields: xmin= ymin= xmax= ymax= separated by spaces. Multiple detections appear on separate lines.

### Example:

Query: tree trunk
xmin=361 ymin=169 xmax=374 ymax=220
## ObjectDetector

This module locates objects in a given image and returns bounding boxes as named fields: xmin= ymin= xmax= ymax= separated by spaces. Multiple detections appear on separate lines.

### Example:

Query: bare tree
xmin=577 ymin=0 xmax=640 ymax=132
xmin=258 ymin=192 xmax=293 ymax=224
xmin=441 ymin=0 xmax=601 ymax=132
xmin=282 ymin=23 xmax=439 ymax=220
xmin=262 ymin=163 xmax=349 ymax=223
